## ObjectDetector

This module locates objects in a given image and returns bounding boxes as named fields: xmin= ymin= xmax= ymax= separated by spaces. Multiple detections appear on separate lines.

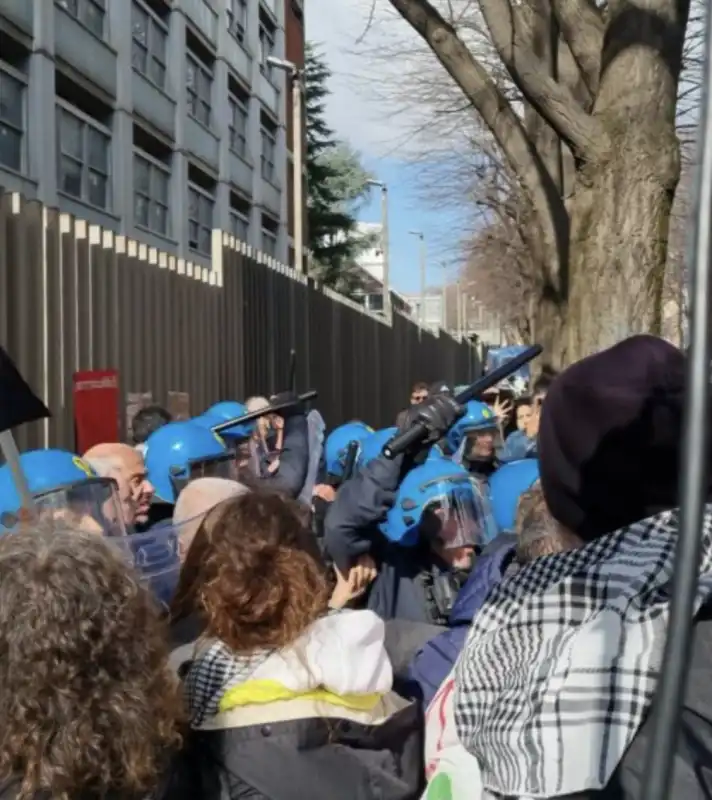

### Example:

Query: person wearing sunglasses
xmin=395 ymin=381 xmax=430 ymax=427
xmin=410 ymin=382 xmax=429 ymax=405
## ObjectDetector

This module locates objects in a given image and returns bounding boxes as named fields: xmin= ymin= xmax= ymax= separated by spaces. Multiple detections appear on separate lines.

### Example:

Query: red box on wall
xmin=73 ymin=369 xmax=119 ymax=453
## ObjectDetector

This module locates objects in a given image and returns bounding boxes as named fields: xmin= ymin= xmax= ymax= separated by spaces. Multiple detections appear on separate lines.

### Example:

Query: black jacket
xmin=324 ymin=454 xmax=403 ymax=573
xmin=254 ymin=414 xmax=309 ymax=498
xmin=160 ymin=699 xmax=424 ymax=800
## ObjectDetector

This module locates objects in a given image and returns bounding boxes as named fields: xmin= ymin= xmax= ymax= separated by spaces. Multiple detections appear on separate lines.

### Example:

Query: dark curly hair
xmin=171 ymin=491 xmax=330 ymax=654
xmin=0 ymin=527 xmax=184 ymax=800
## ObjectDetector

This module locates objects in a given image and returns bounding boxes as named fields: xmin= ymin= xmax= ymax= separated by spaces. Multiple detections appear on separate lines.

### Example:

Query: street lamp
xmin=409 ymin=230 xmax=426 ymax=329
xmin=366 ymin=179 xmax=390 ymax=319
xmin=267 ymin=56 xmax=305 ymax=273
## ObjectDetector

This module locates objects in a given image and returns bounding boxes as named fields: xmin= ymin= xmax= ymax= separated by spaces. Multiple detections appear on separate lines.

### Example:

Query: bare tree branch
xmin=356 ymin=0 xmax=380 ymax=45
xmin=549 ymin=0 xmax=604 ymax=95
xmin=388 ymin=0 xmax=571 ymax=289
xmin=477 ymin=0 xmax=606 ymax=157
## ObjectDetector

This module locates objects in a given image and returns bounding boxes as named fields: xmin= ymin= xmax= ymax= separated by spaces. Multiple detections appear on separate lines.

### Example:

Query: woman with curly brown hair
xmin=0 ymin=527 xmax=184 ymax=800
xmin=169 ymin=491 xmax=424 ymax=800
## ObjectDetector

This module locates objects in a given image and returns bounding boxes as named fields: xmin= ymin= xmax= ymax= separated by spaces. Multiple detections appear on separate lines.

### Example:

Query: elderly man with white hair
xmin=83 ymin=442 xmax=154 ymax=529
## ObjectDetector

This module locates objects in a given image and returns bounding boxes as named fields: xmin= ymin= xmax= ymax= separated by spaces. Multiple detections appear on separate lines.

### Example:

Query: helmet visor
xmin=170 ymin=453 xmax=237 ymax=500
xmin=112 ymin=522 xmax=181 ymax=608
xmin=34 ymin=477 xmax=129 ymax=537
xmin=187 ymin=453 xmax=235 ymax=481
xmin=464 ymin=425 xmax=500 ymax=458
xmin=421 ymin=480 xmax=490 ymax=550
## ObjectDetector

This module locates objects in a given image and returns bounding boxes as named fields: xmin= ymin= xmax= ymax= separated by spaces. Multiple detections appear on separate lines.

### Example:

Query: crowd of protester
xmin=0 ymin=335 xmax=708 ymax=799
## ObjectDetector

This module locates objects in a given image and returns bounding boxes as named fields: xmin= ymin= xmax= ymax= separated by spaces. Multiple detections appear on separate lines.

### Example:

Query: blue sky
xmin=357 ymin=157 xmax=465 ymax=294
xmin=304 ymin=0 xmax=467 ymax=295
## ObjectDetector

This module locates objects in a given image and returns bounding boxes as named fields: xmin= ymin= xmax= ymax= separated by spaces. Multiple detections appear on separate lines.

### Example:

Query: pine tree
xmin=304 ymin=43 xmax=374 ymax=296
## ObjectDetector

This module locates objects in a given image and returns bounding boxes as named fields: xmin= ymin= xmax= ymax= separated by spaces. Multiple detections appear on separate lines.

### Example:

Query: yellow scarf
xmin=220 ymin=679 xmax=382 ymax=713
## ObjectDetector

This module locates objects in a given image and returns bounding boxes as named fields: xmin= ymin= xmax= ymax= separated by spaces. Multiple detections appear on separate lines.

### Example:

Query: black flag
xmin=0 ymin=345 xmax=50 ymax=434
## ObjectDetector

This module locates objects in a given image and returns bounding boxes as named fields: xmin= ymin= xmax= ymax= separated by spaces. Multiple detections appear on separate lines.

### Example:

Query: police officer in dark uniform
xmin=323 ymin=394 xmax=492 ymax=624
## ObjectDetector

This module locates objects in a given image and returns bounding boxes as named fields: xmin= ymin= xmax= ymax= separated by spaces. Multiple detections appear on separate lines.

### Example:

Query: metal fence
xmin=0 ymin=190 xmax=480 ymax=451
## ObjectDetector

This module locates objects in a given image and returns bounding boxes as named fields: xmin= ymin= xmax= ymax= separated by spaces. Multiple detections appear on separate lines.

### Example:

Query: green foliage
xmin=305 ymin=43 xmax=375 ymax=296
xmin=321 ymin=142 xmax=374 ymax=209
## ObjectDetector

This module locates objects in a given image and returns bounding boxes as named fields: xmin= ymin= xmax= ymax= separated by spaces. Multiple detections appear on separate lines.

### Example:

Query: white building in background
xmin=465 ymin=298 xmax=504 ymax=347
xmin=355 ymin=221 xmax=385 ymax=284
xmin=351 ymin=220 xmax=412 ymax=315
xmin=402 ymin=292 xmax=444 ymax=333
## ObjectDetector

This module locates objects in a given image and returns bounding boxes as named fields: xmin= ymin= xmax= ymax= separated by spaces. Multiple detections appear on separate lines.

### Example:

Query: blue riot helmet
xmin=325 ymin=421 xmax=373 ymax=478
xmin=446 ymin=400 xmax=499 ymax=457
xmin=357 ymin=427 xmax=399 ymax=469
xmin=194 ymin=400 xmax=257 ymax=473
xmin=0 ymin=449 xmax=128 ymax=536
xmin=144 ymin=420 xmax=232 ymax=504
xmin=427 ymin=443 xmax=447 ymax=461
xmin=381 ymin=457 xmax=493 ymax=551
xmin=196 ymin=401 xmax=255 ymax=444
xmin=489 ymin=458 xmax=540 ymax=532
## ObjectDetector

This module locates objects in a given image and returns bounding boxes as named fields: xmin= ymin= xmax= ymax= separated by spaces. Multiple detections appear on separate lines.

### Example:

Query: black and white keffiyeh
xmin=183 ymin=640 xmax=270 ymax=727
xmin=454 ymin=505 xmax=712 ymax=798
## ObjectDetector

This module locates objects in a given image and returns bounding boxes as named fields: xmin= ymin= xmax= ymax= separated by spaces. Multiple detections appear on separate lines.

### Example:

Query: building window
xmin=186 ymin=53 xmax=212 ymax=127
xmin=260 ymin=125 xmax=276 ymax=183
xmin=134 ymin=152 xmax=169 ymax=236
xmin=230 ymin=193 xmax=250 ymax=243
xmin=261 ymin=227 xmax=277 ymax=257
xmin=230 ymin=210 xmax=249 ymax=242
xmin=366 ymin=293 xmax=384 ymax=313
xmin=56 ymin=0 xmax=106 ymax=39
xmin=0 ymin=67 xmax=25 ymax=173
xmin=227 ymin=0 xmax=247 ymax=43
xmin=188 ymin=184 xmax=213 ymax=255
xmin=228 ymin=95 xmax=248 ymax=158
xmin=57 ymin=105 xmax=111 ymax=209
xmin=131 ymin=1 xmax=168 ymax=90
xmin=259 ymin=23 xmax=275 ymax=78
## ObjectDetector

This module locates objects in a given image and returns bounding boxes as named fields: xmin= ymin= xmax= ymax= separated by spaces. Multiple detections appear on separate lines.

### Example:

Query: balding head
xmin=173 ymin=477 xmax=249 ymax=561
xmin=245 ymin=396 xmax=269 ymax=413
xmin=83 ymin=443 xmax=154 ymax=527
xmin=84 ymin=442 xmax=139 ymax=467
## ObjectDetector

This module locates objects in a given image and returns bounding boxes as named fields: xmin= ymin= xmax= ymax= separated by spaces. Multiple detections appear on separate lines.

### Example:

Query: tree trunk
xmin=530 ymin=283 xmax=567 ymax=369
xmin=563 ymin=0 xmax=687 ymax=362
xmin=566 ymin=132 xmax=678 ymax=361
xmin=385 ymin=0 xmax=689 ymax=366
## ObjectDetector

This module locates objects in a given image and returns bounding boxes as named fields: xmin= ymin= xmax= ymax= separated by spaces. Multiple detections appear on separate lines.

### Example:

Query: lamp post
xmin=457 ymin=281 xmax=463 ymax=337
xmin=409 ymin=230 xmax=426 ymax=329
xmin=366 ymin=179 xmax=390 ymax=319
xmin=267 ymin=56 xmax=304 ymax=273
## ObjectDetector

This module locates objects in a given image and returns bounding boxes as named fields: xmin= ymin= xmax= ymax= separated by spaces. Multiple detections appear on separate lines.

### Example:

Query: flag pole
xmin=0 ymin=430 xmax=35 ymax=510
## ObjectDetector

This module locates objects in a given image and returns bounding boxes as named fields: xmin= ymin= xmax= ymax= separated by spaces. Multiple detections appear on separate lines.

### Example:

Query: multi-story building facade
xmin=0 ymin=0 xmax=301 ymax=265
